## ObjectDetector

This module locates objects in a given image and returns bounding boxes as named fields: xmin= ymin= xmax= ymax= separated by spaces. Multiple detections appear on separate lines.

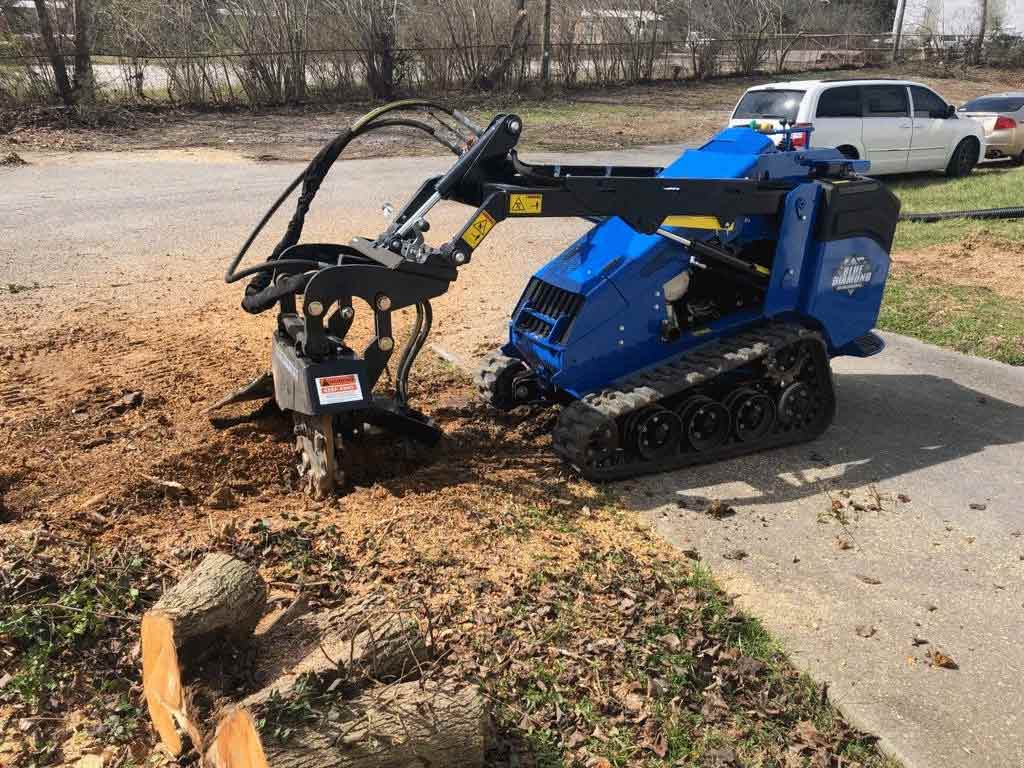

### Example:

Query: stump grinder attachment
xmin=217 ymin=101 xmax=899 ymax=497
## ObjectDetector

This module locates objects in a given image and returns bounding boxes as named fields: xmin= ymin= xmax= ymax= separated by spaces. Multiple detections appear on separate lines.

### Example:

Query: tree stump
xmin=142 ymin=552 xmax=267 ymax=756
xmin=206 ymin=681 xmax=488 ymax=768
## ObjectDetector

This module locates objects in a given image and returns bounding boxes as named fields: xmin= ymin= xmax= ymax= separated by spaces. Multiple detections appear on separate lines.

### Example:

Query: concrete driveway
xmin=2 ymin=145 xmax=1022 ymax=767
xmin=628 ymin=333 xmax=1024 ymax=768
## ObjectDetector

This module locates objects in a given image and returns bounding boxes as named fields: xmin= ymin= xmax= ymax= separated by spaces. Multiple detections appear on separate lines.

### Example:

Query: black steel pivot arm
xmin=389 ymin=113 xmax=793 ymax=270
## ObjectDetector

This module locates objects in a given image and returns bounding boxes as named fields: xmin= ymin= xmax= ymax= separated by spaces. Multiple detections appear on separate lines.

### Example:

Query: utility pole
xmin=891 ymin=0 xmax=907 ymax=62
xmin=541 ymin=0 xmax=552 ymax=85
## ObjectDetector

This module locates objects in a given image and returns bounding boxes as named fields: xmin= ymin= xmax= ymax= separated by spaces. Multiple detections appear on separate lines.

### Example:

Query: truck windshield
xmin=733 ymin=89 xmax=805 ymax=121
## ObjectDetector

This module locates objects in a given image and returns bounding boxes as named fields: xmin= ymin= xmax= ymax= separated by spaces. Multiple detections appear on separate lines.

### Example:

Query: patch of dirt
xmin=0 ymin=287 xmax=892 ymax=767
xmin=892 ymin=234 xmax=1024 ymax=300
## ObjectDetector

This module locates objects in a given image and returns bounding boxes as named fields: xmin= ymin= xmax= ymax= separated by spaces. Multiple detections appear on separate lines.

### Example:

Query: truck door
xmin=861 ymin=84 xmax=911 ymax=174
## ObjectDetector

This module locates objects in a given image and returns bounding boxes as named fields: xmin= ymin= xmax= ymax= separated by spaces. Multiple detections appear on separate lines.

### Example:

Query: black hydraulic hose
xmin=899 ymin=205 xmax=1024 ymax=223
xmin=226 ymin=101 xmax=470 ymax=314
xmin=226 ymin=112 xmax=461 ymax=286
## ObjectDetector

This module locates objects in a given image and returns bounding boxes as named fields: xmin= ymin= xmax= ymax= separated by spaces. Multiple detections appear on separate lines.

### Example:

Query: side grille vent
xmin=514 ymin=278 xmax=583 ymax=343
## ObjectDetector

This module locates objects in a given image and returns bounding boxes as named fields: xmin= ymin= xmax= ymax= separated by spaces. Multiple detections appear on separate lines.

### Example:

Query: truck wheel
xmin=1013 ymin=150 xmax=1024 ymax=167
xmin=946 ymin=138 xmax=979 ymax=178
xmin=837 ymin=145 xmax=859 ymax=160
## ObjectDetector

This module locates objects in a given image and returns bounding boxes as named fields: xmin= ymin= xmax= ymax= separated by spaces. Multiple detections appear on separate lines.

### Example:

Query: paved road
xmin=2 ymin=146 xmax=1023 ymax=767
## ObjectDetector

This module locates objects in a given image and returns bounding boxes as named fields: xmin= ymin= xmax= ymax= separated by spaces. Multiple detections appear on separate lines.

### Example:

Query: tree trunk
xmin=141 ymin=552 xmax=267 ymax=757
xmin=541 ymin=0 xmax=552 ymax=85
xmin=975 ymin=0 xmax=989 ymax=63
xmin=891 ymin=0 xmax=907 ymax=62
xmin=206 ymin=681 xmax=488 ymax=768
xmin=72 ymin=0 xmax=94 ymax=102
xmin=32 ymin=0 xmax=73 ymax=107
xmin=478 ymin=3 xmax=530 ymax=91
xmin=244 ymin=595 xmax=428 ymax=709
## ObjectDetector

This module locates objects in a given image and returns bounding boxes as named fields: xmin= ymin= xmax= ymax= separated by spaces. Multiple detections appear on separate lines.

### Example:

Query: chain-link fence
xmin=2 ymin=31 xmax=1022 ymax=108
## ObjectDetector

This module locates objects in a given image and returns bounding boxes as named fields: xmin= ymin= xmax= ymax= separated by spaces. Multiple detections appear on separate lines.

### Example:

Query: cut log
xmin=142 ymin=552 xmax=267 ymax=756
xmin=245 ymin=595 xmax=427 ymax=708
xmin=206 ymin=681 xmax=488 ymax=768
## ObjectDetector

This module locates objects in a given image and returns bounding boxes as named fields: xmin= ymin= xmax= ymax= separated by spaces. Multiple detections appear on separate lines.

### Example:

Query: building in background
xmin=576 ymin=8 xmax=665 ymax=44
xmin=895 ymin=0 xmax=1024 ymax=36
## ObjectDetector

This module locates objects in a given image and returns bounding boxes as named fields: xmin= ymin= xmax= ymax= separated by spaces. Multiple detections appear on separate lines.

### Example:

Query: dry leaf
xmin=927 ymin=648 xmax=959 ymax=669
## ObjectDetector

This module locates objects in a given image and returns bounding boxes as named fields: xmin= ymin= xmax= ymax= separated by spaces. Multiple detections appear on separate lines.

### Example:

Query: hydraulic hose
xmin=225 ymin=100 xmax=475 ymax=314
xmin=899 ymin=205 xmax=1024 ymax=223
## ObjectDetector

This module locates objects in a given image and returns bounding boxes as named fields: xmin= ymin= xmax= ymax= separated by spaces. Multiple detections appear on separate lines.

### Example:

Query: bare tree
xmin=975 ymin=0 xmax=989 ymax=62
xmin=689 ymin=0 xmax=772 ymax=75
xmin=32 ymin=0 xmax=73 ymax=105
xmin=206 ymin=0 xmax=312 ymax=104
xmin=477 ymin=0 xmax=530 ymax=90
xmin=317 ymin=0 xmax=404 ymax=99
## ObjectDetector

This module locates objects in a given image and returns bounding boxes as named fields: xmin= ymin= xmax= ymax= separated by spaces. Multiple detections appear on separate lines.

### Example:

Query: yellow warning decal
xmin=662 ymin=215 xmax=732 ymax=230
xmin=462 ymin=210 xmax=497 ymax=248
xmin=509 ymin=193 xmax=543 ymax=215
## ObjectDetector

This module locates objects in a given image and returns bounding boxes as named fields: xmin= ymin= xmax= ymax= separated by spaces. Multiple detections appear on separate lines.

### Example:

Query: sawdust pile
xmin=0 ymin=298 xmax=892 ymax=767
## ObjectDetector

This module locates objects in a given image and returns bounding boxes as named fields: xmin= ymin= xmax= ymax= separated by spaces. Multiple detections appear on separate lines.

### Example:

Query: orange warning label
xmin=316 ymin=374 xmax=363 ymax=404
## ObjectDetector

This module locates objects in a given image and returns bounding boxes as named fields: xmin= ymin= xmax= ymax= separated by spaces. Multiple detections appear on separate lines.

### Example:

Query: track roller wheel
xmin=777 ymin=381 xmax=813 ymax=427
xmin=627 ymin=407 xmax=682 ymax=460
xmin=676 ymin=395 xmax=730 ymax=452
xmin=726 ymin=388 xmax=776 ymax=443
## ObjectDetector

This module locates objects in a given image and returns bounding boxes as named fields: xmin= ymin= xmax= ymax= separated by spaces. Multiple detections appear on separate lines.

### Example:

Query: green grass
xmin=889 ymin=163 xmax=1024 ymax=251
xmin=878 ymin=275 xmax=1024 ymax=364
xmin=875 ymin=163 xmax=1024 ymax=365
xmin=488 ymin=549 xmax=897 ymax=768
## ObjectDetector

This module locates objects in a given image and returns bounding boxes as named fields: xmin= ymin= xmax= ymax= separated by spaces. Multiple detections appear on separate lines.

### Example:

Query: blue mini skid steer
xmin=220 ymin=101 xmax=900 ymax=496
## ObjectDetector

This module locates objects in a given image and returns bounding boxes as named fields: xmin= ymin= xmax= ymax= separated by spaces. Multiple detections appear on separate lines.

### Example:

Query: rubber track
xmin=552 ymin=322 xmax=833 ymax=481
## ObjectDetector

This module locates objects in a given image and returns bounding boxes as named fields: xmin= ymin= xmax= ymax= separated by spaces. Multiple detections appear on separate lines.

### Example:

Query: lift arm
xmin=374 ymin=113 xmax=792 ymax=274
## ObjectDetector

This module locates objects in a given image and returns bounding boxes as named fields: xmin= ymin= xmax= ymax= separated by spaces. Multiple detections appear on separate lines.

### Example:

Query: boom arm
xmin=374 ymin=113 xmax=793 ymax=275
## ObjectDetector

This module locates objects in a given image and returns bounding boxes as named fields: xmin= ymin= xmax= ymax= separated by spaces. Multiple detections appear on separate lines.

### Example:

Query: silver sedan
xmin=958 ymin=92 xmax=1024 ymax=165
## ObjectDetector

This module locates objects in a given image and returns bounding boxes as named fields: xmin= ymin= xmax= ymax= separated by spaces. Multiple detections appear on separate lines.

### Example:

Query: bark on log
xmin=244 ymin=595 xmax=427 ymax=709
xmin=142 ymin=552 xmax=267 ymax=756
xmin=206 ymin=681 xmax=488 ymax=768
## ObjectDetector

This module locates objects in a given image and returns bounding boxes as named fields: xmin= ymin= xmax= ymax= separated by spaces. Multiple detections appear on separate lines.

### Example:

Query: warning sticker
xmin=509 ymin=193 xmax=543 ymax=215
xmin=461 ymin=210 xmax=497 ymax=248
xmin=316 ymin=374 xmax=364 ymax=405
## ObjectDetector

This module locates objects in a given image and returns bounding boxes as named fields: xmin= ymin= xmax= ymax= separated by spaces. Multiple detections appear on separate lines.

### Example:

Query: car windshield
xmin=733 ymin=89 xmax=805 ymax=121
xmin=959 ymin=96 xmax=1024 ymax=112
